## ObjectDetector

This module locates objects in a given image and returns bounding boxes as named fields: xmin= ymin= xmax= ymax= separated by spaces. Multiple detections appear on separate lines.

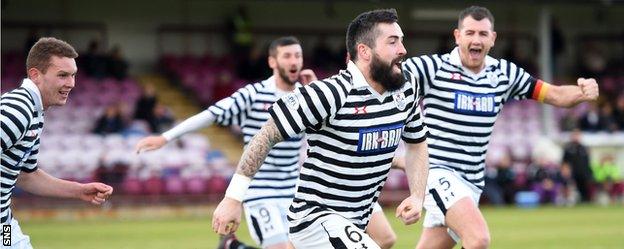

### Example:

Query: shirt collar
xmin=267 ymin=75 xmax=301 ymax=95
xmin=448 ymin=47 xmax=498 ymax=69
xmin=21 ymin=78 xmax=44 ymax=112
xmin=346 ymin=60 xmax=369 ymax=89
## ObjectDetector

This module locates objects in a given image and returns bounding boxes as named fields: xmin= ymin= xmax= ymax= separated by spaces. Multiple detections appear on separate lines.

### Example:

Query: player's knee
xmin=376 ymin=232 xmax=397 ymax=249
xmin=463 ymin=233 xmax=490 ymax=249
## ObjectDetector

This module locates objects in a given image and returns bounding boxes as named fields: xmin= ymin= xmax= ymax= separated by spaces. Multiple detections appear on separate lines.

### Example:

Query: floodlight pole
xmin=539 ymin=6 xmax=556 ymax=137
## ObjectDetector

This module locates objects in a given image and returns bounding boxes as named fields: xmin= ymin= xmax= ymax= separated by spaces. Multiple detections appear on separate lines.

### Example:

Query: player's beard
xmin=278 ymin=66 xmax=297 ymax=86
xmin=370 ymin=53 xmax=405 ymax=92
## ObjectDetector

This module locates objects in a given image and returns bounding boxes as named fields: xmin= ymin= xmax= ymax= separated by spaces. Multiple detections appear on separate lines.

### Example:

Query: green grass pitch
xmin=18 ymin=205 xmax=624 ymax=249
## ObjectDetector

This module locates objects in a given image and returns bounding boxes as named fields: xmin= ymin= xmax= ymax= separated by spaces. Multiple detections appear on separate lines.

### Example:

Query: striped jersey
xmin=402 ymin=47 xmax=543 ymax=189
xmin=270 ymin=61 xmax=427 ymax=233
xmin=1 ymin=79 xmax=45 ymax=223
xmin=208 ymin=76 xmax=303 ymax=204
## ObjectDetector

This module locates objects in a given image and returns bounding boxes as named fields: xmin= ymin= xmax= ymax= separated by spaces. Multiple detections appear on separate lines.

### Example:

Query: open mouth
xmin=393 ymin=59 xmax=404 ymax=70
xmin=59 ymin=90 xmax=70 ymax=98
xmin=469 ymin=47 xmax=483 ymax=58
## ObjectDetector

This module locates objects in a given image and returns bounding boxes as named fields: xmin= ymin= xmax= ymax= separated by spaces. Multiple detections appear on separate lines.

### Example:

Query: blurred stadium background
xmin=1 ymin=0 xmax=623 ymax=248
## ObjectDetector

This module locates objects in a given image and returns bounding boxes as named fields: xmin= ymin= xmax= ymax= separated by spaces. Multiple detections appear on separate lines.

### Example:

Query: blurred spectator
xmin=107 ymin=45 xmax=129 ymax=80
xmin=80 ymin=39 xmax=108 ymax=79
xmin=614 ymin=94 xmax=624 ymax=130
xmin=562 ymin=129 xmax=594 ymax=202
xmin=504 ymin=39 xmax=538 ymax=75
xmin=578 ymin=41 xmax=607 ymax=79
xmin=484 ymin=164 xmax=504 ymax=206
xmin=435 ymin=35 xmax=455 ymax=55
xmin=237 ymin=43 xmax=267 ymax=81
xmin=93 ymin=104 xmax=127 ymax=135
xmin=95 ymin=161 xmax=129 ymax=195
xmin=149 ymin=104 xmax=175 ymax=133
xmin=599 ymin=103 xmax=619 ymax=132
xmin=484 ymin=153 xmax=516 ymax=205
xmin=560 ymin=109 xmax=579 ymax=131
xmin=578 ymin=103 xmax=604 ymax=132
xmin=227 ymin=5 xmax=254 ymax=72
xmin=496 ymin=154 xmax=517 ymax=204
xmin=312 ymin=35 xmax=336 ymax=71
xmin=527 ymin=158 xmax=564 ymax=204
xmin=134 ymin=84 xmax=158 ymax=123
xmin=559 ymin=164 xmax=578 ymax=206
xmin=591 ymin=155 xmax=623 ymax=203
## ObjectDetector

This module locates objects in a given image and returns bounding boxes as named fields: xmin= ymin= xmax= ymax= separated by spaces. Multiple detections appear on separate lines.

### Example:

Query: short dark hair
xmin=346 ymin=9 xmax=398 ymax=62
xmin=458 ymin=6 xmax=495 ymax=29
xmin=268 ymin=36 xmax=300 ymax=57
xmin=26 ymin=37 xmax=78 ymax=73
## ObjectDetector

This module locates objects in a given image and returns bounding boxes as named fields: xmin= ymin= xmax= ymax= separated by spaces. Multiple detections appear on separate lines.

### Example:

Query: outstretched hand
xmin=79 ymin=182 xmax=113 ymax=205
xmin=135 ymin=135 xmax=167 ymax=154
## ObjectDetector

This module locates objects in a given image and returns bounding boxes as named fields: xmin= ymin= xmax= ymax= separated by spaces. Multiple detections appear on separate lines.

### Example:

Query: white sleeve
xmin=162 ymin=110 xmax=216 ymax=141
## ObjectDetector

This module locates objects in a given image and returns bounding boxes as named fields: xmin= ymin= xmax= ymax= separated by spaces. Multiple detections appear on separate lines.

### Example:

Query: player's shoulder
xmin=1 ymin=87 xmax=36 ymax=111
xmin=311 ymin=70 xmax=353 ymax=92
xmin=404 ymin=54 xmax=445 ymax=68
xmin=236 ymin=80 xmax=268 ymax=95
xmin=495 ymin=58 xmax=524 ymax=75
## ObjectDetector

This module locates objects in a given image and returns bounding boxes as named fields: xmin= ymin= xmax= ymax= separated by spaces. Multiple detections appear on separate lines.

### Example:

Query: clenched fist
xmin=395 ymin=195 xmax=424 ymax=225
xmin=577 ymin=78 xmax=599 ymax=102
xmin=212 ymin=197 xmax=243 ymax=235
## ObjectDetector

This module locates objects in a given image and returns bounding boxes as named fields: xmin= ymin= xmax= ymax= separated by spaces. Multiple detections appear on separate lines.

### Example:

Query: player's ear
xmin=453 ymin=29 xmax=460 ymax=45
xmin=27 ymin=68 xmax=41 ymax=84
xmin=491 ymin=31 xmax=497 ymax=45
xmin=357 ymin=43 xmax=370 ymax=62
xmin=268 ymin=56 xmax=277 ymax=70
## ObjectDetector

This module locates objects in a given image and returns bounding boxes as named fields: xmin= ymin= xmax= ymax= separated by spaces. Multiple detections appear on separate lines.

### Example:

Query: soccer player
xmin=212 ymin=9 xmax=429 ymax=249
xmin=136 ymin=36 xmax=311 ymax=249
xmin=401 ymin=6 xmax=599 ymax=249
xmin=1 ymin=37 xmax=114 ymax=248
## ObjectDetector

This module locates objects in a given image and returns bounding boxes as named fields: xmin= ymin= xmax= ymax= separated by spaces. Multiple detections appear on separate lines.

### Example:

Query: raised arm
xmin=542 ymin=78 xmax=599 ymax=108
xmin=395 ymin=141 xmax=429 ymax=225
xmin=212 ymin=118 xmax=284 ymax=235
xmin=135 ymin=110 xmax=216 ymax=153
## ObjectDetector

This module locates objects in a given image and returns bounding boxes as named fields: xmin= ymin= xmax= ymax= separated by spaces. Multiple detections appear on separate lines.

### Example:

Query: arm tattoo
xmin=236 ymin=118 xmax=284 ymax=177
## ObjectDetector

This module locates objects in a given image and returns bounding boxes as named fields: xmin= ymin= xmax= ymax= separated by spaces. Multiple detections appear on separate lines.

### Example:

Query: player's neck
xmin=274 ymin=75 xmax=296 ymax=92
xmin=464 ymin=63 xmax=485 ymax=74
xmin=356 ymin=61 xmax=386 ymax=95
xmin=459 ymin=50 xmax=486 ymax=74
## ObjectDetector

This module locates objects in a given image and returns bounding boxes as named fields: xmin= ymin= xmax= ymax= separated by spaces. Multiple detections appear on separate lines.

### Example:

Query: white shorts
xmin=243 ymin=200 xmax=290 ymax=247
xmin=288 ymin=214 xmax=381 ymax=249
xmin=2 ymin=218 xmax=33 ymax=249
xmin=423 ymin=167 xmax=482 ymax=228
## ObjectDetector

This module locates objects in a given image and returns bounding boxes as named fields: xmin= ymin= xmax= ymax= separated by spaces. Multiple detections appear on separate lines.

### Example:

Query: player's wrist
xmin=409 ymin=194 xmax=425 ymax=204
xmin=224 ymin=174 xmax=252 ymax=202
xmin=161 ymin=132 xmax=174 ymax=142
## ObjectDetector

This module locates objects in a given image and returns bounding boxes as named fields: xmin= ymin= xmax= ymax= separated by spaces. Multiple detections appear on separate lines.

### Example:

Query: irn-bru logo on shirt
xmin=453 ymin=91 xmax=495 ymax=114
xmin=357 ymin=124 xmax=403 ymax=154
